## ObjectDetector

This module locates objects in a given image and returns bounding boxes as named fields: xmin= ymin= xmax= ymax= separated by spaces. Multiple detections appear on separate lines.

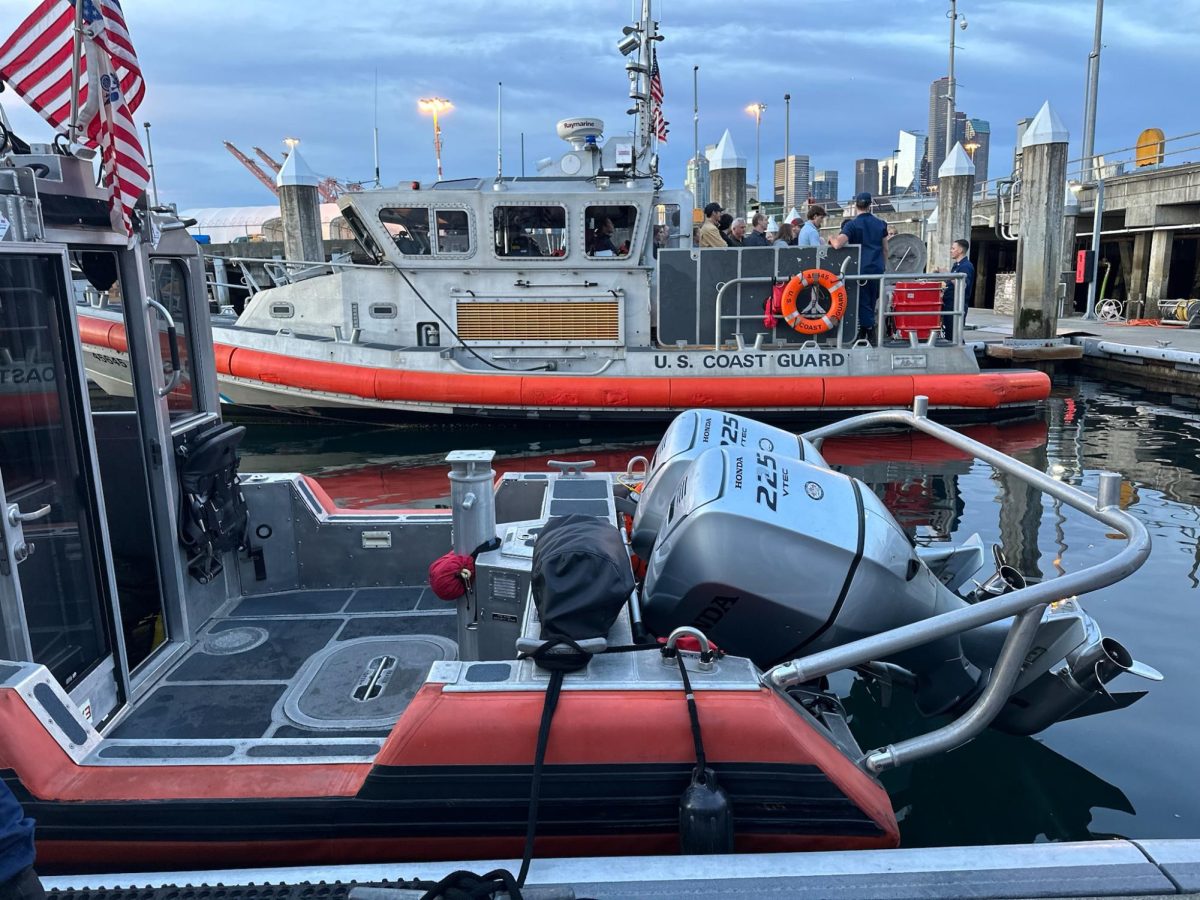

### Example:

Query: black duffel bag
xmin=530 ymin=514 xmax=634 ymax=667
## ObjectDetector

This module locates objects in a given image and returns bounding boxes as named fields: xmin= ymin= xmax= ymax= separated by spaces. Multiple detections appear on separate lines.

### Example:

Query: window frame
xmin=584 ymin=204 xmax=641 ymax=261
xmin=431 ymin=206 xmax=475 ymax=259
xmin=378 ymin=206 xmax=433 ymax=257
xmin=491 ymin=202 xmax=570 ymax=261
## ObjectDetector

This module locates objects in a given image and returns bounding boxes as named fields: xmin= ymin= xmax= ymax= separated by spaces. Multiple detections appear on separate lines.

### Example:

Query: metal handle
xmin=7 ymin=503 xmax=50 ymax=527
xmin=146 ymin=296 xmax=182 ymax=397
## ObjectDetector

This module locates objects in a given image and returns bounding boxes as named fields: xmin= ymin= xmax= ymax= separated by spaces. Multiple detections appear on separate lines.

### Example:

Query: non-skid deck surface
xmin=110 ymin=587 xmax=457 ymax=741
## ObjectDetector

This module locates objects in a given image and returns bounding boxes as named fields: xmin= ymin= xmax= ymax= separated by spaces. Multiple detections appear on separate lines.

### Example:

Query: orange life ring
xmin=779 ymin=269 xmax=849 ymax=335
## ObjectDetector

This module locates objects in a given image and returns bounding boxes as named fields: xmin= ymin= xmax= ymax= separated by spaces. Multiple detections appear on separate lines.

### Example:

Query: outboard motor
xmin=630 ymin=409 xmax=825 ymax=559
xmin=641 ymin=446 xmax=982 ymax=715
xmin=640 ymin=436 xmax=1161 ymax=731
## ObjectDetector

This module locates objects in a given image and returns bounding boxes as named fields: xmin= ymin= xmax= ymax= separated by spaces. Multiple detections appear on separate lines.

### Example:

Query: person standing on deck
xmin=744 ymin=213 xmax=770 ymax=246
xmin=827 ymin=192 xmax=889 ymax=341
xmin=798 ymin=205 xmax=826 ymax=247
xmin=940 ymin=239 xmax=976 ymax=339
xmin=0 ymin=782 xmax=43 ymax=900
xmin=698 ymin=202 xmax=726 ymax=248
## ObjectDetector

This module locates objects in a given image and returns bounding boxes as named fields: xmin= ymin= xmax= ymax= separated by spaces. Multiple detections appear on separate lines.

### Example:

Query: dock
xmin=970 ymin=310 xmax=1200 ymax=395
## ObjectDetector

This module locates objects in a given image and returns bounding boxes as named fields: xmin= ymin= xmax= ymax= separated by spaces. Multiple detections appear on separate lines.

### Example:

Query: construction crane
xmin=252 ymin=146 xmax=282 ymax=175
xmin=223 ymin=141 xmax=278 ymax=198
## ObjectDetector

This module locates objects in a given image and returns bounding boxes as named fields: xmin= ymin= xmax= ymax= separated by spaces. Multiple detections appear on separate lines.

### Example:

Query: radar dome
xmin=556 ymin=117 xmax=605 ymax=148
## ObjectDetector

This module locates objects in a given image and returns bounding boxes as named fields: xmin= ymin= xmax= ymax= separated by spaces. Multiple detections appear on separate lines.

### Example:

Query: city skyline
xmin=1 ymin=1 xmax=1196 ymax=210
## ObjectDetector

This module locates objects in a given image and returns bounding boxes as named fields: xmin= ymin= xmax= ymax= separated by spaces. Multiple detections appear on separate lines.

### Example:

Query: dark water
xmin=238 ymin=376 xmax=1200 ymax=847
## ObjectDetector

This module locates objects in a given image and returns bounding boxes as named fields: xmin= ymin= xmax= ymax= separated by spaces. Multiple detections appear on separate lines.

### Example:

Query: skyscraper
xmin=877 ymin=158 xmax=897 ymax=197
xmin=684 ymin=155 xmax=710 ymax=210
xmin=813 ymin=169 xmax=838 ymax=202
xmin=855 ymin=159 xmax=879 ymax=196
xmin=773 ymin=154 xmax=810 ymax=207
xmin=895 ymin=130 xmax=927 ymax=194
xmin=927 ymin=76 xmax=951 ymax=184
xmin=965 ymin=118 xmax=991 ymax=195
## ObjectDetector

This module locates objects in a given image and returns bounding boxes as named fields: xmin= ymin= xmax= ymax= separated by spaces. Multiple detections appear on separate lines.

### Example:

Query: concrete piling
xmin=276 ymin=145 xmax=324 ymax=265
xmin=931 ymin=143 xmax=975 ymax=274
xmin=1013 ymin=102 xmax=1070 ymax=339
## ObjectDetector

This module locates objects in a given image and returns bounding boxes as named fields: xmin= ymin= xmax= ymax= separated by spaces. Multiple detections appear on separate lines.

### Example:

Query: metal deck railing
xmin=762 ymin=397 xmax=1152 ymax=772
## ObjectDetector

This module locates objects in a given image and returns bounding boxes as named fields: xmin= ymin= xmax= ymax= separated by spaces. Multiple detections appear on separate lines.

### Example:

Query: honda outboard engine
xmin=641 ymin=446 xmax=981 ymax=714
xmin=630 ymin=409 xmax=825 ymax=559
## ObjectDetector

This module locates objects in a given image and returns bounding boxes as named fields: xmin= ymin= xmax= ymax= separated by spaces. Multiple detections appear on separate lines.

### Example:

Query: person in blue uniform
xmin=827 ymin=192 xmax=889 ymax=341
xmin=0 ymin=782 xmax=42 ymax=900
xmin=940 ymin=239 xmax=976 ymax=339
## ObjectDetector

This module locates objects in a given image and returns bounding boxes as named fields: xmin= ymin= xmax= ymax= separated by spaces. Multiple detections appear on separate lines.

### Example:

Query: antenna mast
xmin=496 ymin=81 xmax=503 ymax=181
xmin=373 ymin=69 xmax=381 ymax=187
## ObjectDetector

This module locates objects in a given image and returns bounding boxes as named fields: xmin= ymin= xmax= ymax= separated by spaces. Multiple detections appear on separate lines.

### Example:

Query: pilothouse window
xmin=435 ymin=209 xmax=472 ymax=254
xmin=493 ymin=206 xmax=567 ymax=258
xmin=379 ymin=207 xmax=432 ymax=256
xmin=585 ymin=205 xmax=638 ymax=259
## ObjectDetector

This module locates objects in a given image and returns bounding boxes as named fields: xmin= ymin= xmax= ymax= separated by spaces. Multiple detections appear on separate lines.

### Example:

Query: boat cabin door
xmin=0 ymin=243 xmax=125 ymax=726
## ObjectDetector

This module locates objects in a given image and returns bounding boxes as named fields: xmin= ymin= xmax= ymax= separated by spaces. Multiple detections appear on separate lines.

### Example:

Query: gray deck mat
xmin=109 ymin=683 xmax=286 ymax=739
xmin=117 ymin=589 xmax=458 ymax=742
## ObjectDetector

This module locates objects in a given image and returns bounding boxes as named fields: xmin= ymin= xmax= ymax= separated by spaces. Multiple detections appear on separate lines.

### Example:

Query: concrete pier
xmin=1013 ymin=101 xmax=1070 ymax=340
xmin=708 ymin=129 xmax=747 ymax=219
xmin=276 ymin=145 xmax=324 ymax=264
xmin=931 ymin=143 xmax=975 ymax=273
xmin=1147 ymin=229 xmax=1174 ymax=306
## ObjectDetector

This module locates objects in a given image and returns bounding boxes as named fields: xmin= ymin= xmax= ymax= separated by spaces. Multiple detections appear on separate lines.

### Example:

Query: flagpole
xmin=68 ymin=0 xmax=84 ymax=143
xmin=143 ymin=121 xmax=159 ymax=207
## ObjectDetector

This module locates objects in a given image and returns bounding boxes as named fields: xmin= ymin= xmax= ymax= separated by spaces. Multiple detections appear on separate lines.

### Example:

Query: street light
xmin=945 ymin=2 xmax=967 ymax=158
xmin=745 ymin=102 xmax=766 ymax=210
xmin=418 ymin=97 xmax=453 ymax=181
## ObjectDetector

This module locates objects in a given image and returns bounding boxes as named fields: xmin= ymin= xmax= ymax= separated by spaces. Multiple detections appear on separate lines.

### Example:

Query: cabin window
xmin=369 ymin=302 xmax=397 ymax=319
xmin=654 ymin=203 xmax=684 ymax=255
xmin=585 ymin=205 xmax=638 ymax=259
xmin=149 ymin=258 xmax=201 ymax=419
xmin=270 ymin=302 xmax=294 ymax=318
xmin=342 ymin=206 xmax=383 ymax=261
xmin=493 ymin=206 xmax=568 ymax=258
xmin=379 ymin=207 xmax=432 ymax=256
xmin=434 ymin=209 xmax=472 ymax=254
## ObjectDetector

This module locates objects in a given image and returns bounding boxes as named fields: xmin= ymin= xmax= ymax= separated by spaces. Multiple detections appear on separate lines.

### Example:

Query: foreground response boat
xmin=69 ymin=4 xmax=1048 ymax=422
xmin=0 ymin=145 xmax=1159 ymax=874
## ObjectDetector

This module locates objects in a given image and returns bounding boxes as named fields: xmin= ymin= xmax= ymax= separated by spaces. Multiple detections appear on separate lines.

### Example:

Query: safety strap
xmin=674 ymin=651 xmax=708 ymax=773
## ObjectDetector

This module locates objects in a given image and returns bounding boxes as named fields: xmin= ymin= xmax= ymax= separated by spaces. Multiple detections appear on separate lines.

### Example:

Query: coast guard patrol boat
xmin=73 ymin=6 xmax=1048 ymax=421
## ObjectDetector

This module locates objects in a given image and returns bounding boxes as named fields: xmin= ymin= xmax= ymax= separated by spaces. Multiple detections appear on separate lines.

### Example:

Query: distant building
xmin=813 ymin=169 xmax=838 ymax=202
xmin=773 ymin=154 xmax=810 ymax=208
xmin=927 ymin=77 xmax=951 ymax=184
xmin=707 ymin=129 xmax=747 ymax=216
xmin=877 ymin=158 xmax=896 ymax=197
xmin=685 ymin=155 xmax=710 ymax=210
xmin=855 ymin=159 xmax=879 ymax=196
xmin=896 ymin=130 xmax=927 ymax=194
xmin=965 ymin=118 xmax=991 ymax=195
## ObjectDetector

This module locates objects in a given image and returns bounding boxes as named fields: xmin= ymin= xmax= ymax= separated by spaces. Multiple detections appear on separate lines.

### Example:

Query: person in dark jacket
xmin=828 ymin=192 xmax=889 ymax=341
xmin=743 ymin=212 xmax=770 ymax=247
xmin=940 ymin=238 xmax=976 ymax=339
xmin=0 ymin=783 xmax=42 ymax=900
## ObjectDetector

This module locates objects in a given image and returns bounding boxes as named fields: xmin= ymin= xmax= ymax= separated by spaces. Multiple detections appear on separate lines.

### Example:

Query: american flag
xmin=0 ymin=0 xmax=148 ymax=238
xmin=650 ymin=47 xmax=668 ymax=143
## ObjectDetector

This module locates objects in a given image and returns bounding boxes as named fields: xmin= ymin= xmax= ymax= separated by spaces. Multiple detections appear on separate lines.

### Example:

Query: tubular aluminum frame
xmin=862 ymin=604 xmax=1048 ymax=773
xmin=713 ymin=271 xmax=968 ymax=350
xmin=767 ymin=398 xmax=1151 ymax=692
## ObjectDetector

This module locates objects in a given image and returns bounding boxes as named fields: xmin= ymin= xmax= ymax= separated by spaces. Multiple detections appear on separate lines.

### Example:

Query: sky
xmin=2 ymin=0 xmax=1198 ymax=210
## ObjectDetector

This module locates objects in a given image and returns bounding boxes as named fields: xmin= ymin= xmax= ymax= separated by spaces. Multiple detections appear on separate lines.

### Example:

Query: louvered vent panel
xmin=456 ymin=301 xmax=620 ymax=341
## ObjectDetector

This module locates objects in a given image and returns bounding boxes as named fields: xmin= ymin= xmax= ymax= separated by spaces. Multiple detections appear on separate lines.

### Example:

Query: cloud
xmin=1 ymin=0 xmax=1198 ymax=208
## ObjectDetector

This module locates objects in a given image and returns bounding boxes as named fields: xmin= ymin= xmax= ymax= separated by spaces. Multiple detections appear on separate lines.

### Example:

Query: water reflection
xmin=844 ymin=677 xmax=1135 ymax=846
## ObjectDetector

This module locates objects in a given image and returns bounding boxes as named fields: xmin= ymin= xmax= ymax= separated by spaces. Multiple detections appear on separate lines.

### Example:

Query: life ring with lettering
xmin=779 ymin=268 xmax=848 ymax=335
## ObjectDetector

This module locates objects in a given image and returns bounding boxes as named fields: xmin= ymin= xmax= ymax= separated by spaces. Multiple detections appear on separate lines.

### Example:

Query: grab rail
xmin=764 ymin=396 xmax=1152 ymax=769
xmin=711 ymin=267 xmax=969 ymax=351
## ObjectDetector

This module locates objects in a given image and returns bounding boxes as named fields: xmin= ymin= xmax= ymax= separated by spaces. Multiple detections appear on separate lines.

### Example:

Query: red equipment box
xmin=892 ymin=281 xmax=944 ymax=339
